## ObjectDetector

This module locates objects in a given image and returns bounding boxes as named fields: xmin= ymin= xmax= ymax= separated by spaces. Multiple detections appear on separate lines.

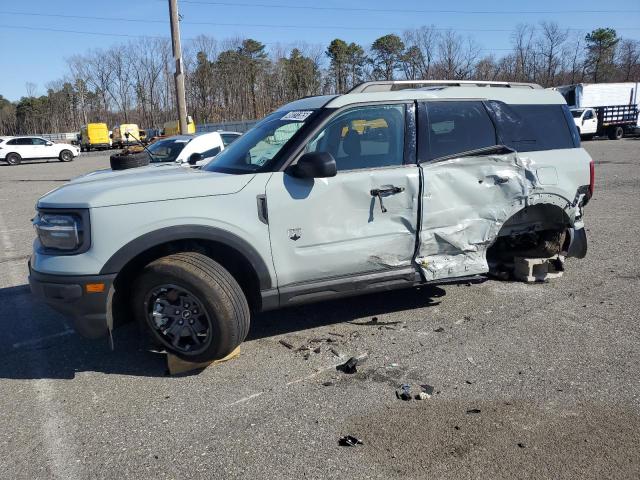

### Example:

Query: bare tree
xmin=511 ymin=24 xmax=536 ymax=82
xmin=537 ymin=21 xmax=568 ymax=86
xmin=616 ymin=39 xmax=640 ymax=81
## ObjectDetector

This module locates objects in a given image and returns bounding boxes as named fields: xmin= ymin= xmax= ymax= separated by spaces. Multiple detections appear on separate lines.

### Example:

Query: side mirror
xmin=290 ymin=152 xmax=337 ymax=179
xmin=46 ymin=141 xmax=53 ymax=146
xmin=188 ymin=152 xmax=203 ymax=165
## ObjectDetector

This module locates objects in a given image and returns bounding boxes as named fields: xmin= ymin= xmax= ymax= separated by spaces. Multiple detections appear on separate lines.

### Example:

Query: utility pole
xmin=168 ymin=0 xmax=188 ymax=134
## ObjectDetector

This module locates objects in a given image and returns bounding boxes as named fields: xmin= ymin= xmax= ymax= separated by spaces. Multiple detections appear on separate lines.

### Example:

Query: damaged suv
xmin=29 ymin=80 xmax=593 ymax=362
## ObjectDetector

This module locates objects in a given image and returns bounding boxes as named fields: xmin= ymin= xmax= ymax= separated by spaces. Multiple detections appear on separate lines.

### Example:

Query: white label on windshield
xmin=281 ymin=110 xmax=313 ymax=122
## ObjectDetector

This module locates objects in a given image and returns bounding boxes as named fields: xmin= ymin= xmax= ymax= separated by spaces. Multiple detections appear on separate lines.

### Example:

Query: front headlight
xmin=33 ymin=210 xmax=89 ymax=253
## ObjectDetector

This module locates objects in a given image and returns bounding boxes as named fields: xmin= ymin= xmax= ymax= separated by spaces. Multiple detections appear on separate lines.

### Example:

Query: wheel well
xmin=487 ymin=204 xmax=572 ymax=264
xmin=497 ymin=203 xmax=571 ymax=236
xmin=112 ymin=239 xmax=263 ymax=317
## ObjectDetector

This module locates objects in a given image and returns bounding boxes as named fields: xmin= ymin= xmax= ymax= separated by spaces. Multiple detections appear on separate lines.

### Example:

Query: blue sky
xmin=1 ymin=0 xmax=639 ymax=101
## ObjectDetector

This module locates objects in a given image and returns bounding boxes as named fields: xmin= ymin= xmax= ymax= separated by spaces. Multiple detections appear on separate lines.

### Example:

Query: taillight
xmin=588 ymin=159 xmax=595 ymax=199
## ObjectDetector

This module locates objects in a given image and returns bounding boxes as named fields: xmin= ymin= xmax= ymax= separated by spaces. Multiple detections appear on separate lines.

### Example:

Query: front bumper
xmin=28 ymin=262 xmax=115 ymax=339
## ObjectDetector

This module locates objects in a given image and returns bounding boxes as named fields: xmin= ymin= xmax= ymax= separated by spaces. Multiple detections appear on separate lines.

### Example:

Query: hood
xmin=38 ymin=164 xmax=255 ymax=208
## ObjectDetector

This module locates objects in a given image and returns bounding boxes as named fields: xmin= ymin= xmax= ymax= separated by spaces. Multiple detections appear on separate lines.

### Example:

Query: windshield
xmin=148 ymin=137 xmax=191 ymax=163
xmin=203 ymin=110 xmax=317 ymax=174
xmin=571 ymin=109 xmax=584 ymax=118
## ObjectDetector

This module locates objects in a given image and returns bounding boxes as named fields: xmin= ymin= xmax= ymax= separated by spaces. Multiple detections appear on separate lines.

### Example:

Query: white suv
xmin=29 ymin=80 xmax=593 ymax=362
xmin=146 ymin=131 xmax=241 ymax=167
xmin=0 ymin=136 xmax=80 ymax=165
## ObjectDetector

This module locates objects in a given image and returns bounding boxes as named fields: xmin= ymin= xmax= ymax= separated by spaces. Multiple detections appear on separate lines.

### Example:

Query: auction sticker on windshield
xmin=281 ymin=111 xmax=313 ymax=122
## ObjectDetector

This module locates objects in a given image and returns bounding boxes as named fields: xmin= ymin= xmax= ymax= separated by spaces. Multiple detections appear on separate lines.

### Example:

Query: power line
xmin=178 ymin=0 xmax=640 ymax=15
xmin=0 ymin=24 xmax=165 ymax=39
xmin=0 ymin=24 xmax=518 ymax=50
xmin=2 ymin=11 xmax=639 ymax=33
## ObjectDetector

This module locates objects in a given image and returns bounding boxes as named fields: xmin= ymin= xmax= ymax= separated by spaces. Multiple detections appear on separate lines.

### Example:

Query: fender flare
xmin=99 ymin=225 xmax=273 ymax=289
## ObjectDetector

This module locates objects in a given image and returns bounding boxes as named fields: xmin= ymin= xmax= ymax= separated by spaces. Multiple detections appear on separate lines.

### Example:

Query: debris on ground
xmin=466 ymin=408 xmax=481 ymax=414
xmin=350 ymin=317 xmax=401 ymax=327
xmin=279 ymin=339 xmax=294 ymax=350
xmin=433 ymin=327 xmax=445 ymax=333
xmin=517 ymin=443 xmax=526 ymax=448
xmin=322 ymin=381 xmax=334 ymax=387
xmin=415 ymin=384 xmax=434 ymax=400
xmin=421 ymin=384 xmax=434 ymax=395
xmin=396 ymin=384 xmax=412 ymax=400
xmin=328 ymin=332 xmax=344 ymax=337
xmin=466 ymin=357 xmax=478 ymax=366
xmin=313 ymin=346 xmax=321 ymax=354
xmin=338 ymin=435 xmax=364 ymax=447
xmin=336 ymin=357 xmax=360 ymax=374
xmin=465 ymin=380 xmax=475 ymax=385
xmin=329 ymin=348 xmax=342 ymax=357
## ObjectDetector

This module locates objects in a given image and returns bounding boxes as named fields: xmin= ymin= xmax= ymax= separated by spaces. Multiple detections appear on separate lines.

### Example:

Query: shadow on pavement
xmin=0 ymin=283 xmax=446 ymax=380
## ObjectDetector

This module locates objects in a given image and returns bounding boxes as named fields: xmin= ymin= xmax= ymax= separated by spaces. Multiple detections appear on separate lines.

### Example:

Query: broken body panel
xmin=416 ymin=148 xmax=589 ymax=281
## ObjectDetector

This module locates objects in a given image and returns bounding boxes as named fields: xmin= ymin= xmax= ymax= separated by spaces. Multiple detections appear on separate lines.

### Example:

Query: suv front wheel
xmin=133 ymin=252 xmax=250 ymax=362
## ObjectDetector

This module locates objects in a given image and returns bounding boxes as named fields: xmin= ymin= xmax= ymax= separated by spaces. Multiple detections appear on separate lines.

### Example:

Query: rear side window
xmin=220 ymin=133 xmax=241 ymax=146
xmin=485 ymin=101 xmax=578 ymax=151
xmin=425 ymin=101 xmax=496 ymax=160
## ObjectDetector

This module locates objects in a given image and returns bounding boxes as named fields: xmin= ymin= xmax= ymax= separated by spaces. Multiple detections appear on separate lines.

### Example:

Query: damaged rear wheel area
xmin=486 ymin=204 xmax=578 ymax=280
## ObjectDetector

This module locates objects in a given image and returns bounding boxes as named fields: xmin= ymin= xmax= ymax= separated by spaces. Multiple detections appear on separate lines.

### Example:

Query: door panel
xmin=266 ymin=166 xmax=419 ymax=286
xmin=417 ymin=152 xmax=533 ymax=281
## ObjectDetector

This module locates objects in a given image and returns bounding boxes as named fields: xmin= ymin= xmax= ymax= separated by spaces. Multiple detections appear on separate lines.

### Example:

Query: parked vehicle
xmin=112 ymin=124 xmax=141 ymax=148
xmin=163 ymin=116 xmax=196 ymax=136
xmin=0 ymin=136 xmax=80 ymax=165
xmin=144 ymin=131 xmax=241 ymax=168
xmin=143 ymin=128 xmax=161 ymax=144
xmin=570 ymin=105 xmax=639 ymax=140
xmin=29 ymin=80 xmax=592 ymax=362
xmin=555 ymin=82 xmax=639 ymax=139
xmin=80 ymin=123 xmax=110 ymax=152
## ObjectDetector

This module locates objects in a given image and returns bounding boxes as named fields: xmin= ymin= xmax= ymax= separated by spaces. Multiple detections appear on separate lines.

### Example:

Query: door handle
xmin=370 ymin=185 xmax=405 ymax=213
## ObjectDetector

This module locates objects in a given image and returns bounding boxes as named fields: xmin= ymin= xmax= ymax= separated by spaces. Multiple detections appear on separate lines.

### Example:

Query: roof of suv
xmin=326 ymin=85 xmax=566 ymax=108
xmin=278 ymin=81 xmax=566 ymax=112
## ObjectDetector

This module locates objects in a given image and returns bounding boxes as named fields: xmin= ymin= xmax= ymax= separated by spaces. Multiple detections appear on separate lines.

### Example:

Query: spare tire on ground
xmin=110 ymin=150 xmax=151 ymax=170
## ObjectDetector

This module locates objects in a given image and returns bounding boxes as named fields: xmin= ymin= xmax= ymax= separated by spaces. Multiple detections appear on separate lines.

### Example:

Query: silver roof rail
xmin=348 ymin=80 xmax=543 ymax=93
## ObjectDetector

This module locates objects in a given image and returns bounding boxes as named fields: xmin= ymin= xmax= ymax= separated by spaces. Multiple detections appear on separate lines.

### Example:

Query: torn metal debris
xmin=339 ymin=435 xmax=364 ymax=447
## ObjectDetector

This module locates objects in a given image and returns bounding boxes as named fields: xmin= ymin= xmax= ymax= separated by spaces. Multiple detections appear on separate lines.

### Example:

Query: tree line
xmin=0 ymin=24 xmax=638 ymax=135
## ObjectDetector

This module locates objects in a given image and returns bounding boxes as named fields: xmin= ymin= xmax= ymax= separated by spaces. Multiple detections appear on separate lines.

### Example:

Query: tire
xmin=85 ymin=145 xmax=91 ymax=152
xmin=133 ymin=252 xmax=250 ymax=362
xmin=535 ymin=230 xmax=566 ymax=257
xmin=608 ymin=126 xmax=624 ymax=140
xmin=5 ymin=153 xmax=21 ymax=165
xmin=109 ymin=151 xmax=151 ymax=170
xmin=59 ymin=149 xmax=74 ymax=162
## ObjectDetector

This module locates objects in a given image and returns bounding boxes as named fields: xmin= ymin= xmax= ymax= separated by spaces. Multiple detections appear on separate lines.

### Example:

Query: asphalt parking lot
xmin=0 ymin=141 xmax=639 ymax=479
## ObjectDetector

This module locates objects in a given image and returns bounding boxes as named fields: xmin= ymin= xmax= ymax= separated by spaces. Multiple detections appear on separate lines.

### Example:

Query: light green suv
xmin=29 ymin=80 xmax=593 ymax=362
